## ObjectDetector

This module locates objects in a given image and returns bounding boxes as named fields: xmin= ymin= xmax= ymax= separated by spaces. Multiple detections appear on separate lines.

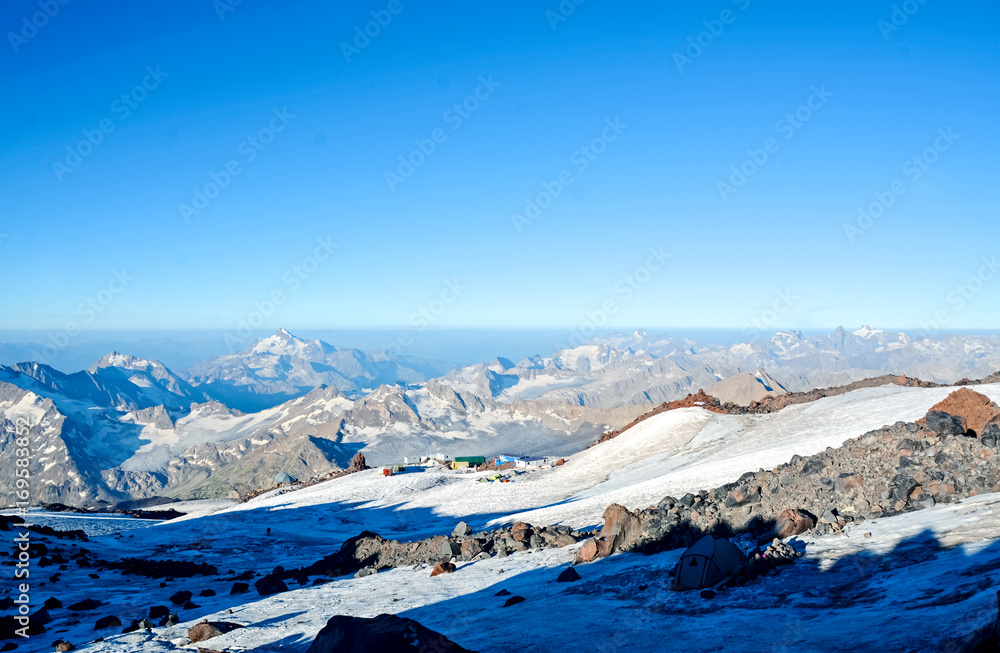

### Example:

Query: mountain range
xmin=4 ymin=326 xmax=1000 ymax=506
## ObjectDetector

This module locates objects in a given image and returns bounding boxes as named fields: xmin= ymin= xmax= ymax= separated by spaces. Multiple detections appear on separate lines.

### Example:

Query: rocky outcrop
xmin=578 ymin=414 xmax=1000 ymax=563
xmin=290 ymin=522 xmax=583 ymax=580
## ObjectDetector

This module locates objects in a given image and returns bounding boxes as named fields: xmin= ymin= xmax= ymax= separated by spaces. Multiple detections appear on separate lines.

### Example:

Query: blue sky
xmin=1 ymin=1 xmax=998 ymax=335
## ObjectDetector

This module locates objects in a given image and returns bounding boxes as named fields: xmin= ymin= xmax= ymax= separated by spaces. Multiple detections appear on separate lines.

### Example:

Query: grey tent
xmin=672 ymin=535 xmax=745 ymax=590
xmin=274 ymin=472 xmax=297 ymax=486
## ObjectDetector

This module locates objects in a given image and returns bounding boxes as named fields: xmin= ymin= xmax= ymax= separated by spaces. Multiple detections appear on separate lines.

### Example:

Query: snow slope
xmin=10 ymin=381 xmax=1000 ymax=652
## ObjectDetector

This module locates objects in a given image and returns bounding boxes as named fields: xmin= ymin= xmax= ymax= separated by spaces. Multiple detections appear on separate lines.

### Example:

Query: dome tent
xmin=274 ymin=472 xmax=298 ymax=486
xmin=672 ymin=535 xmax=745 ymax=590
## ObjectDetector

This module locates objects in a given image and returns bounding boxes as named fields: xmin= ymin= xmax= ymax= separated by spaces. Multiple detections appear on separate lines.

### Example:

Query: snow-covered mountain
xmin=438 ymin=327 xmax=1000 ymax=409
xmin=1 ymin=353 xmax=208 ymax=414
xmin=184 ymin=328 xmax=442 ymax=411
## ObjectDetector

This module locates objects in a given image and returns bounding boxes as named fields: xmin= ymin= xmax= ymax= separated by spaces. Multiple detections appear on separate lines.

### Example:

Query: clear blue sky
xmin=1 ymin=1 xmax=998 ymax=334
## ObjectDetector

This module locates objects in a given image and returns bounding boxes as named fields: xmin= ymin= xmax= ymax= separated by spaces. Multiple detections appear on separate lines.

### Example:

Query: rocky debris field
xmin=578 ymin=388 xmax=1000 ymax=563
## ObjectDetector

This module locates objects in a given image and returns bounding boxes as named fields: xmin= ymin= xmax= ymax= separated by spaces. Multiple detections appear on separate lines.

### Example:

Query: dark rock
xmin=67 ymin=598 xmax=102 ymax=611
xmin=169 ymin=590 xmax=193 ymax=605
xmin=44 ymin=597 xmax=62 ymax=610
xmin=495 ymin=589 xmax=511 ymax=596
xmin=502 ymin=595 xmax=526 ymax=607
xmin=254 ymin=575 xmax=289 ymax=597
xmin=306 ymin=613 xmax=473 ymax=652
xmin=199 ymin=589 xmax=217 ymax=597
xmin=557 ymin=567 xmax=581 ymax=583
xmin=983 ymin=424 xmax=1000 ymax=448
xmin=95 ymin=615 xmax=121 ymax=630
xmin=924 ymin=411 xmax=967 ymax=437
xmin=700 ymin=589 xmax=716 ymax=599
xmin=230 ymin=582 xmax=249 ymax=594
xmin=149 ymin=605 xmax=170 ymax=619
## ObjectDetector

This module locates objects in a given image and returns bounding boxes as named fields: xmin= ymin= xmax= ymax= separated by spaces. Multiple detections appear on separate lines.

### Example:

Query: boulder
xmin=460 ymin=539 xmax=482 ymax=560
xmin=230 ymin=582 xmax=249 ymax=594
xmin=773 ymin=508 xmax=817 ymax=537
xmin=306 ymin=613 xmax=473 ymax=652
xmin=56 ymin=642 xmax=75 ymax=651
xmin=557 ymin=567 xmax=581 ymax=583
xmin=199 ymin=589 xmax=217 ymax=597
xmin=983 ymin=424 xmax=1000 ymax=448
xmin=44 ymin=597 xmax=62 ymax=610
xmin=94 ymin=615 xmax=122 ymax=630
xmin=923 ymin=388 xmax=1000 ymax=436
xmin=254 ymin=575 xmax=289 ymax=597
xmin=169 ymin=590 xmax=193 ymax=605
xmin=430 ymin=561 xmax=456 ymax=577
xmin=347 ymin=452 xmax=369 ymax=473
xmin=188 ymin=620 xmax=245 ymax=643
xmin=452 ymin=522 xmax=472 ymax=537
xmin=149 ymin=605 xmax=170 ymax=619
xmin=502 ymin=595 xmax=526 ymax=607
xmin=923 ymin=411 xmax=968 ymax=437
xmin=441 ymin=540 xmax=461 ymax=558
xmin=67 ymin=598 xmax=102 ymax=611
